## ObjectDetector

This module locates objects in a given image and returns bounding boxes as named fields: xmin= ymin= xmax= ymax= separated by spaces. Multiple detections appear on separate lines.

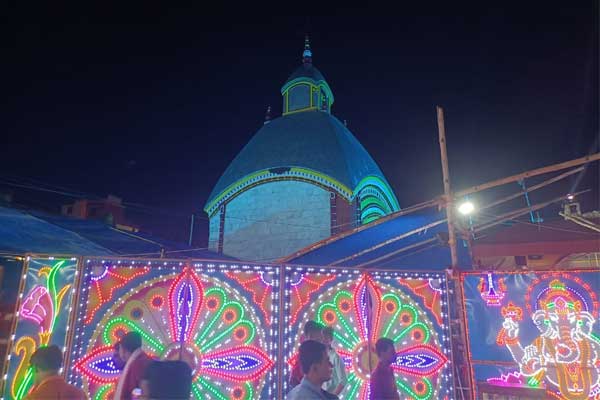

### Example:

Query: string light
xmin=7 ymin=257 xmax=457 ymax=400
xmin=284 ymin=268 xmax=453 ymax=399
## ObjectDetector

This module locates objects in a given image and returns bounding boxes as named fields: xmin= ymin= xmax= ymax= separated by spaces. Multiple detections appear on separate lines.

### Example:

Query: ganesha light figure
xmin=501 ymin=279 xmax=600 ymax=399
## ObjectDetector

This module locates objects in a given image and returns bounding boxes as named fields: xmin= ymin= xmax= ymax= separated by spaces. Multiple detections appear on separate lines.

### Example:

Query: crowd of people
xmin=22 ymin=323 xmax=400 ymax=399
xmin=24 ymin=332 xmax=192 ymax=400
xmin=287 ymin=320 xmax=400 ymax=400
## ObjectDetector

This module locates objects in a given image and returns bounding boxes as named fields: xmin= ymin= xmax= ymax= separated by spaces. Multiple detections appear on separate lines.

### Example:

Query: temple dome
xmin=204 ymin=110 xmax=399 ymax=219
xmin=286 ymin=63 xmax=326 ymax=83
xmin=204 ymin=36 xmax=399 ymax=226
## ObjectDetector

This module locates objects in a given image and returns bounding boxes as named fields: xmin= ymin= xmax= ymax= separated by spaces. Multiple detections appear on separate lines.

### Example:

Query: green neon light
xmin=94 ymin=384 xmax=111 ymax=400
xmin=345 ymin=374 xmax=361 ymax=400
xmin=393 ymin=322 xmax=431 ymax=344
xmin=354 ymin=176 xmax=400 ymax=211
xmin=396 ymin=377 xmax=433 ymax=400
xmin=103 ymin=317 xmax=164 ymax=353
xmin=360 ymin=196 xmax=389 ymax=212
xmin=316 ymin=291 xmax=360 ymax=347
xmin=401 ymin=304 xmax=418 ymax=322
xmin=194 ymin=288 xmax=227 ymax=344
xmin=361 ymin=209 xmax=386 ymax=225
xmin=527 ymin=377 xmax=539 ymax=387
xmin=200 ymin=319 xmax=255 ymax=352
xmin=191 ymin=381 xmax=203 ymax=400
xmin=15 ymin=367 xmax=33 ymax=400
xmin=381 ymin=294 xmax=402 ymax=338
xmin=590 ymin=332 xmax=600 ymax=344
xmin=281 ymin=77 xmax=334 ymax=105
xmin=243 ymin=382 xmax=254 ymax=400
xmin=196 ymin=377 xmax=228 ymax=400
xmin=316 ymin=304 xmax=356 ymax=349
xmin=204 ymin=167 xmax=354 ymax=215
xmin=48 ymin=260 xmax=66 ymax=331
xmin=197 ymin=301 xmax=249 ymax=352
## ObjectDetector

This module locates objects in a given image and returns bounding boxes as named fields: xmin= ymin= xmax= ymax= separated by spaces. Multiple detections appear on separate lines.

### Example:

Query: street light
xmin=458 ymin=201 xmax=475 ymax=215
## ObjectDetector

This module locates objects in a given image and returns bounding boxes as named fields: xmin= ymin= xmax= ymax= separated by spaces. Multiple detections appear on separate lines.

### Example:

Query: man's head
xmin=112 ymin=343 xmax=126 ymax=370
xmin=30 ymin=345 xmax=62 ymax=383
xmin=303 ymin=320 xmax=324 ymax=342
xmin=140 ymin=361 xmax=192 ymax=400
xmin=118 ymin=331 xmax=142 ymax=362
xmin=322 ymin=326 xmax=334 ymax=347
xmin=375 ymin=337 xmax=396 ymax=365
xmin=298 ymin=340 xmax=332 ymax=385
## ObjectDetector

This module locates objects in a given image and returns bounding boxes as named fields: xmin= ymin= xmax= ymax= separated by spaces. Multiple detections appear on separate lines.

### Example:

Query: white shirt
xmin=322 ymin=347 xmax=347 ymax=394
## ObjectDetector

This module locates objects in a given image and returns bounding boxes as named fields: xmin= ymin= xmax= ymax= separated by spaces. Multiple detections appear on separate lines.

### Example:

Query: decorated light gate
xmin=2 ymin=257 xmax=455 ymax=399
xmin=462 ymin=270 xmax=600 ymax=399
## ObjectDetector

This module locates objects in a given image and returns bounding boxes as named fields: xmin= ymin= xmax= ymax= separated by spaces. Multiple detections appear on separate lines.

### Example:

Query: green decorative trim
xmin=284 ymin=106 xmax=318 ymax=116
xmin=281 ymin=77 xmax=334 ymax=115
xmin=205 ymin=172 xmax=399 ymax=227
xmin=281 ymin=77 xmax=334 ymax=103
xmin=354 ymin=175 xmax=400 ymax=225
xmin=204 ymin=167 xmax=354 ymax=216
xmin=354 ymin=176 xmax=400 ymax=211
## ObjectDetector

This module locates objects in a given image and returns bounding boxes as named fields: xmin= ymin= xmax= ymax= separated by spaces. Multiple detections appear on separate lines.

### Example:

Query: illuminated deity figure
xmin=501 ymin=280 xmax=600 ymax=399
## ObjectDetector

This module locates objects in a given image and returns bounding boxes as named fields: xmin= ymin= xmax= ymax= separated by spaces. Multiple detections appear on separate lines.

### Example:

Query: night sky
xmin=3 ymin=5 xmax=598 ymax=245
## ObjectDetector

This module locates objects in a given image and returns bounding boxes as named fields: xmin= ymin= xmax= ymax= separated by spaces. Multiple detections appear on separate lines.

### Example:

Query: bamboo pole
xmin=479 ymin=167 xmax=584 ymax=211
xmin=437 ymin=106 xmax=459 ymax=267
xmin=559 ymin=213 xmax=600 ymax=233
xmin=437 ymin=106 xmax=470 ymax=400
xmin=474 ymin=189 xmax=590 ymax=232
xmin=455 ymin=153 xmax=600 ymax=198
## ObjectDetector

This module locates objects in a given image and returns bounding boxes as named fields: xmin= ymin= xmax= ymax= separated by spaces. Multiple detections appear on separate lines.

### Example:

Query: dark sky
xmin=3 ymin=4 xmax=599 ymax=245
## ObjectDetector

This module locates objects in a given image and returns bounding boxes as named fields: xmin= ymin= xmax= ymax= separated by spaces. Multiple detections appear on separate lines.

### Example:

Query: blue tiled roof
xmin=285 ymin=63 xmax=326 ymax=83
xmin=205 ymin=111 xmax=393 ymax=208
xmin=0 ymin=206 xmax=235 ymax=259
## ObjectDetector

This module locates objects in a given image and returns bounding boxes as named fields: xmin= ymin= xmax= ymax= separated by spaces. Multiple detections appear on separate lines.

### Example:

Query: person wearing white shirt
xmin=322 ymin=326 xmax=348 ymax=396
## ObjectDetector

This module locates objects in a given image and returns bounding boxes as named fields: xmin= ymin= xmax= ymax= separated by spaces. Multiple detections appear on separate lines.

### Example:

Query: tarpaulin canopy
xmin=282 ymin=210 xmax=471 ymax=270
xmin=0 ymin=206 xmax=233 ymax=259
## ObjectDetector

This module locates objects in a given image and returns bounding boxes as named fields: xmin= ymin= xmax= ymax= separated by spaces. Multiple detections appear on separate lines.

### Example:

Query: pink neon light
xmin=20 ymin=285 xmax=53 ymax=332
xmin=486 ymin=371 xmax=527 ymax=387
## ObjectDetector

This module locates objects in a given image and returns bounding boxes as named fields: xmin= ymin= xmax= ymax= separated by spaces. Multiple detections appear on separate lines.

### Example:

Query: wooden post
xmin=437 ymin=106 xmax=459 ymax=267
xmin=188 ymin=213 xmax=195 ymax=246
xmin=437 ymin=106 xmax=471 ymax=400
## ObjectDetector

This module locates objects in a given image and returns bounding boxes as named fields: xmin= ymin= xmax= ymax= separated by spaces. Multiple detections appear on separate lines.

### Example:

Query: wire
xmin=474 ymin=209 xmax=599 ymax=236
xmin=116 ymin=246 xmax=215 ymax=258
xmin=0 ymin=175 xmax=363 ymax=232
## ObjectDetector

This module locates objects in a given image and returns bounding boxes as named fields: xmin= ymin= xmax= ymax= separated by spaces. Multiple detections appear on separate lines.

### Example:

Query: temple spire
xmin=302 ymin=35 xmax=312 ymax=64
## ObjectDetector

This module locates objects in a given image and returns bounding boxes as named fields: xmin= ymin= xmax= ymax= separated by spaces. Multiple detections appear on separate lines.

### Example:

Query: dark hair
xmin=322 ymin=326 xmax=334 ymax=339
xmin=303 ymin=320 xmax=324 ymax=336
xmin=143 ymin=361 xmax=192 ymax=399
xmin=375 ymin=337 xmax=395 ymax=356
xmin=30 ymin=345 xmax=62 ymax=372
xmin=298 ymin=340 xmax=327 ymax=374
xmin=119 ymin=331 xmax=142 ymax=353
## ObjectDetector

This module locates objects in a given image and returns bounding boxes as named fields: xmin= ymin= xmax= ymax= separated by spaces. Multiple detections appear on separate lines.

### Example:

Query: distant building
xmin=204 ymin=38 xmax=400 ymax=261
xmin=62 ymin=194 xmax=139 ymax=232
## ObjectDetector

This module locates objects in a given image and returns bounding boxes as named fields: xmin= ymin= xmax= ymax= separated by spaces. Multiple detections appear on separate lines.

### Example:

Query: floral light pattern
xmin=289 ymin=273 xmax=450 ymax=400
xmin=75 ymin=267 xmax=274 ymax=400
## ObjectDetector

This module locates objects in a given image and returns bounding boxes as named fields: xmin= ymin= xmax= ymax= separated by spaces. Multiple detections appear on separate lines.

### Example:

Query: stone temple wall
xmin=208 ymin=180 xmax=331 ymax=261
xmin=207 ymin=214 xmax=220 ymax=252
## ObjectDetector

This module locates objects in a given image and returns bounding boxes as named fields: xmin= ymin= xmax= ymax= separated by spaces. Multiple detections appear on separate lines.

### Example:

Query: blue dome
xmin=286 ymin=63 xmax=326 ymax=83
xmin=204 ymin=111 xmax=398 ymax=215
